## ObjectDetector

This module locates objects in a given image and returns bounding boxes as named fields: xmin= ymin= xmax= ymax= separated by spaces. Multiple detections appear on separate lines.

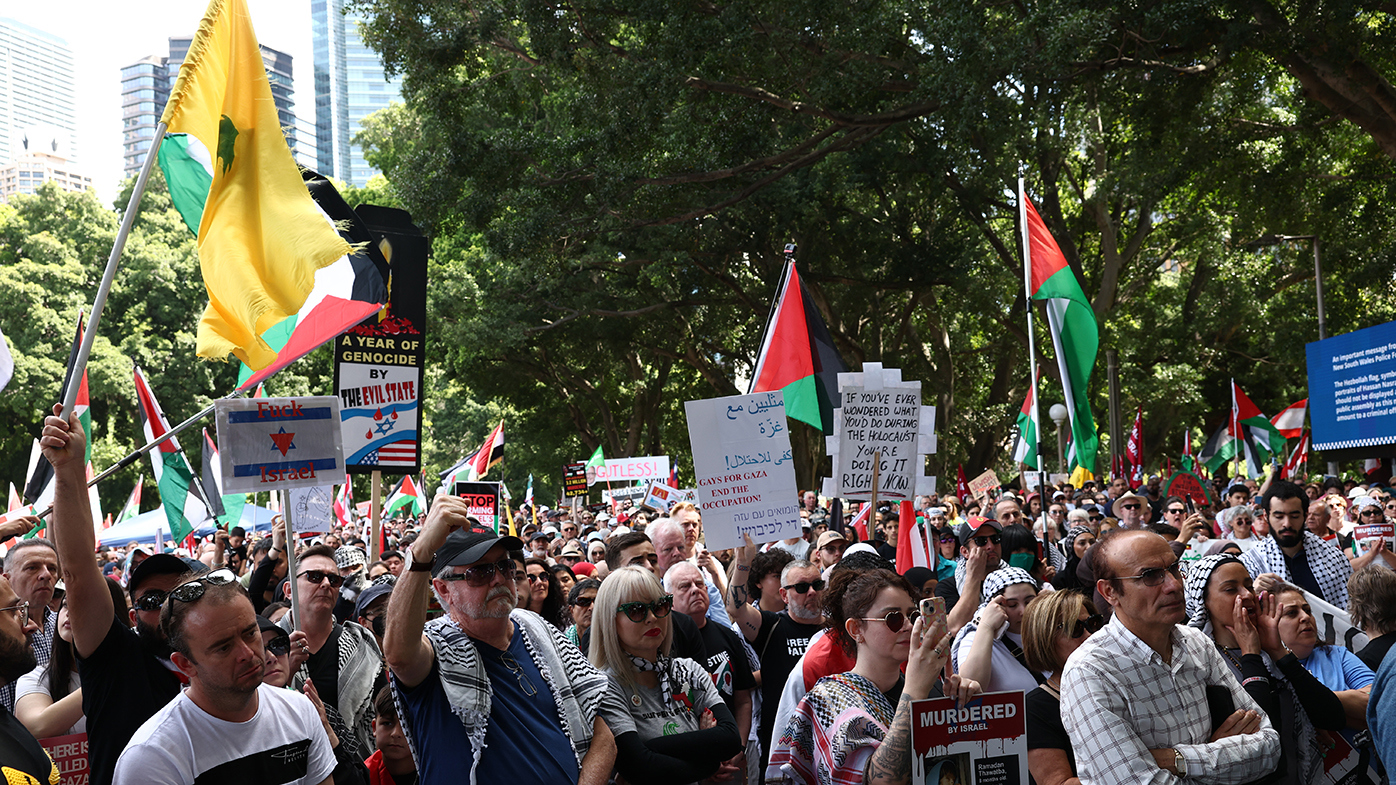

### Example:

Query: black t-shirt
xmin=307 ymin=624 xmax=344 ymax=711
xmin=693 ymin=620 xmax=756 ymax=716
xmin=933 ymin=573 xmax=961 ymax=610
xmin=1025 ymin=686 xmax=1075 ymax=774
xmin=1282 ymin=550 xmax=1326 ymax=601
xmin=0 ymin=705 xmax=54 ymax=784
xmin=1359 ymin=631 xmax=1396 ymax=672
xmin=752 ymin=610 xmax=824 ymax=759
xmin=78 ymin=614 xmax=183 ymax=785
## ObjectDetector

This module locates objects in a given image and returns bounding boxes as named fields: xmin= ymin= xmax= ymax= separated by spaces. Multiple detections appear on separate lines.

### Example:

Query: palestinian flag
xmin=135 ymin=365 xmax=210 ymax=542
xmin=117 ymin=475 xmax=143 ymax=523
xmin=1023 ymin=189 xmax=1100 ymax=473
xmin=469 ymin=421 xmax=505 ymax=479
xmin=1281 ymin=430 xmax=1309 ymax=480
xmin=384 ymin=474 xmax=424 ymax=518
xmin=334 ymin=474 xmax=352 ymax=528
xmin=201 ymin=427 xmax=246 ymax=528
xmin=7 ymin=484 xmax=20 ymax=513
xmin=1232 ymin=382 xmax=1286 ymax=457
xmin=1200 ymin=401 xmax=1276 ymax=478
xmin=750 ymin=261 xmax=849 ymax=434
xmin=1181 ymin=430 xmax=1196 ymax=474
xmin=236 ymin=175 xmax=389 ymax=391
xmin=25 ymin=313 xmax=92 ymax=506
xmin=1012 ymin=386 xmax=1038 ymax=467
xmin=1271 ymin=399 xmax=1307 ymax=439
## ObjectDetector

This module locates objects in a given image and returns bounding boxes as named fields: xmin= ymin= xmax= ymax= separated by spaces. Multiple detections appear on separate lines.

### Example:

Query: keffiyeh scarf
xmin=978 ymin=567 xmax=1038 ymax=608
xmin=280 ymin=615 xmax=382 ymax=757
xmin=1183 ymin=554 xmax=1242 ymax=629
xmin=954 ymin=557 xmax=1010 ymax=593
xmin=1241 ymin=532 xmax=1352 ymax=608
xmin=766 ymin=672 xmax=895 ymax=785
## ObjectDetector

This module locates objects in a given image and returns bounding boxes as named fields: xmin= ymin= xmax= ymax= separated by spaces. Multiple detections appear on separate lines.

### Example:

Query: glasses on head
xmin=265 ymin=637 xmax=291 ymax=656
xmin=1062 ymin=613 xmax=1105 ymax=639
xmin=1115 ymin=560 xmax=1183 ymax=587
xmin=440 ymin=558 xmax=515 ymax=587
xmin=297 ymin=569 xmax=346 ymax=589
xmin=0 ymin=600 xmax=29 ymax=629
xmin=860 ymin=608 xmax=921 ymax=633
xmin=971 ymin=534 xmax=1002 ymax=547
xmin=617 ymin=595 xmax=674 ymax=623
xmin=783 ymin=580 xmax=825 ymax=594
xmin=572 ymin=596 xmax=595 ymax=608
xmin=166 ymin=569 xmax=238 ymax=606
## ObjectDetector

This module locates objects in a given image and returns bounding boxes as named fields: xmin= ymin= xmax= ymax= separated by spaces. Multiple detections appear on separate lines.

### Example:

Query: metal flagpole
xmin=1018 ymin=176 xmax=1047 ymax=527
xmin=59 ymin=123 xmax=167 ymax=418
xmin=285 ymin=501 xmax=303 ymax=634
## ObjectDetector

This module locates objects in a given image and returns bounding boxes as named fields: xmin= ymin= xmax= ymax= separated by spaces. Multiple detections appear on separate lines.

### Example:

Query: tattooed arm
xmin=866 ymin=614 xmax=958 ymax=784
xmin=729 ymin=534 xmax=764 ymax=642
xmin=865 ymin=695 xmax=916 ymax=784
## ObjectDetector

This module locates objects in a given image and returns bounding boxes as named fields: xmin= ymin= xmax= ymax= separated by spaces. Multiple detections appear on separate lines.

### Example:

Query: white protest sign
xmin=591 ymin=456 xmax=671 ymax=484
xmin=641 ymin=481 xmax=682 ymax=512
xmin=685 ymin=391 xmax=801 ymax=551
xmin=288 ymin=485 xmax=336 ymax=535
xmin=832 ymin=364 xmax=933 ymax=501
xmin=215 ymin=397 xmax=345 ymax=493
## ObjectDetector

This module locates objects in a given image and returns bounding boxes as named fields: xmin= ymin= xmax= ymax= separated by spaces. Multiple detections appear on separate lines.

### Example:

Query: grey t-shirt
xmin=603 ymin=657 xmax=725 ymax=741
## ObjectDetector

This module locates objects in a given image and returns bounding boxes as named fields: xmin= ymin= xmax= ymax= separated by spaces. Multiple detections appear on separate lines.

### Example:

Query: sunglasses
xmin=783 ymin=580 xmax=825 ymax=594
xmin=168 ymin=569 xmax=239 ymax=605
xmin=1121 ymin=503 xmax=1142 ymax=511
xmin=1089 ymin=515 xmax=1104 ymax=522
xmin=572 ymin=596 xmax=595 ymax=608
xmin=1063 ymin=613 xmax=1105 ymax=639
xmin=297 ymin=570 xmax=345 ymax=589
xmin=617 ymin=595 xmax=674 ymax=623
xmin=1115 ymin=560 xmax=1182 ymax=587
xmin=265 ymin=637 xmax=291 ymax=656
xmin=439 ymin=558 xmax=515 ymax=587
xmin=971 ymin=534 xmax=1002 ymax=547
xmin=1166 ymin=508 xmax=1186 ymax=515
xmin=860 ymin=608 xmax=921 ymax=633
xmin=1361 ymin=508 xmax=1384 ymax=516
xmin=938 ymin=536 xmax=957 ymax=544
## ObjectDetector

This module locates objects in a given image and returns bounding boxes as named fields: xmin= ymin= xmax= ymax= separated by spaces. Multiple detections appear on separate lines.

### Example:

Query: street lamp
xmin=1049 ymin=403 xmax=1069 ymax=473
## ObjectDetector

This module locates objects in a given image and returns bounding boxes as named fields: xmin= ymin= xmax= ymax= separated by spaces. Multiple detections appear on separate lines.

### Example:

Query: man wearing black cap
xmin=41 ymin=406 xmax=190 ymax=785
xmin=383 ymin=494 xmax=622 ymax=785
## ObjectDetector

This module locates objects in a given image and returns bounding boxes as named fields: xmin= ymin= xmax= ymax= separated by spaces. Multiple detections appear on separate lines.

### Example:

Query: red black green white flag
xmin=750 ymin=261 xmax=848 ymax=434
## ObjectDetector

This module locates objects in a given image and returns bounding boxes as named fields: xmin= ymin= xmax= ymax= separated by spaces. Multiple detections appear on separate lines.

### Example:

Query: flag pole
xmin=1018 ymin=176 xmax=1046 ymax=520
xmin=1231 ymin=380 xmax=1242 ymax=480
xmin=370 ymin=470 xmax=382 ymax=561
xmin=59 ymin=123 xmax=167 ymax=418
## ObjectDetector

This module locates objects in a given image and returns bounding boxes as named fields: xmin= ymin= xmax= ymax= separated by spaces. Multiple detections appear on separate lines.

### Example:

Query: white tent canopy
xmin=97 ymin=504 xmax=278 ymax=548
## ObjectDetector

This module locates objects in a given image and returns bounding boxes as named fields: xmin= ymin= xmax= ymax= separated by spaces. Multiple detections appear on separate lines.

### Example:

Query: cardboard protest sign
xmin=215 ymin=397 xmax=344 ymax=493
xmin=592 ymin=456 xmax=671 ymax=484
xmin=288 ymin=485 xmax=336 ymax=535
xmin=968 ymin=470 xmax=1001 ymax=504
xmin=454 ymin=481 xmax=502 ymax=532
xmin=334 ymin=205 xmax=428 ymax=474
xmin=40 ymin=732 xmax=88 ymax=785
xmin=641 ymin=481 xmax=683 ymax=512
xmin=563 ymin=462 xmax=589 ymax=497
xmin=833 ymin=380 xmax=924 ymax=501
xmin=912 ymin=690 xmax=1027 ymax=785
xmin=685 ymin=391 xmax=801 ymax=551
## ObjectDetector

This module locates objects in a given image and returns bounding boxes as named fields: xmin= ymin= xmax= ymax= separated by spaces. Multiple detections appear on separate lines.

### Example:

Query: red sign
xmin=453 ymin=482 xmax=501 ymax=532
xmin=40 ymin=732 xmax=88 ymax=785
xmin=1164 ymin=471 xmax=1212 ymax=506
xmin=912 ymin=691 xmax=1025 ymax=754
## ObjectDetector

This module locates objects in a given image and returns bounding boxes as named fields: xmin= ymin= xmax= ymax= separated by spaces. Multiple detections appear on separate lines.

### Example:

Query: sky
xmin=7 ymin=0 xmax=314 ymax=204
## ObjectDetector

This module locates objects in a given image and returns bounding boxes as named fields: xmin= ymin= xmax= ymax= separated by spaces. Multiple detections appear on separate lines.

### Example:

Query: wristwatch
xmin=1174 ymin=749 xmax=1186 ymax=777
xmin=405 ymin=547 xmax=435 ymax=572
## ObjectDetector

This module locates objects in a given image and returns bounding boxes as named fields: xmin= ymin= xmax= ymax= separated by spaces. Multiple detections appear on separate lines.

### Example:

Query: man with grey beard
xmin=383 ymin=496 xmax=623 ymax=785
xmin=728 ymin=535 xmax=827 ymax=772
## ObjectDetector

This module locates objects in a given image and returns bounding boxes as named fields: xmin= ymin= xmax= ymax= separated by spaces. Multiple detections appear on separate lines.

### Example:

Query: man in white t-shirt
xmin=113 ymin=573 xmax=335 ymax=785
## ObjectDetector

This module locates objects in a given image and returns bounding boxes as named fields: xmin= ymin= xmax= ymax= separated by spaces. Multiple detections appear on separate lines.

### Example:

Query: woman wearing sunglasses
xmin=1183 ymin=555 xmax=1347 ymax=783
xmin=767 ymin=568 xmax=977 ymax=785
xmin=588 ymin=566 xmax=742 ymax=785
xmin=951 ymin=567 xmax=1042 ymax=694
xmin=565 ymin=579 xmax=601 ymax=649
xmin=1021 ymin=589 xmax=1103 ymax=785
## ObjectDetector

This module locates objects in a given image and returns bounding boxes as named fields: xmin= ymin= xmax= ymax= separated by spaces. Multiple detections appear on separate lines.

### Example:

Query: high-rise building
xmin=121 ymin=38 xmax=308 ymax=181
xmin=312 ymin=0 xmax=400 ymax=186
xmin=0 ymin=126 xmax=92 ymax=202
xmin=0 ymin=18 xmax=78 ymax=167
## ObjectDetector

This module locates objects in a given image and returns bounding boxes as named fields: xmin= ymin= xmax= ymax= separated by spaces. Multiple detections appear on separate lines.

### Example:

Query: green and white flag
xmin=1012 ymin=385 xmax=1038 ymax=467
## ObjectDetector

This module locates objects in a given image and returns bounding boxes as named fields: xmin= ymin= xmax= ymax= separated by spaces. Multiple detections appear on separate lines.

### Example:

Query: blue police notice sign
xmin=215 ymin=397 xmax=345 ymax=493
xmin=1306 ymin=320 xmax=1396 ymax=451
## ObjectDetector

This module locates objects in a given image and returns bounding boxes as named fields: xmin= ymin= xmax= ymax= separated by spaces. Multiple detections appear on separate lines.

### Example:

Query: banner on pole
xmin=288 ymin=485 xmax=336 ymax=535
xmin=823 ymin=363 xmax=937 ymax=502
xmin=215 ymin=397 xmax=344 ymax=493
xmin=590 ymin=456 xmax=671 ymax=485
xmin=454 ymin=481 xmax=502 ymax=532
xmin=685 ymin=392 xmax=801 ymax=551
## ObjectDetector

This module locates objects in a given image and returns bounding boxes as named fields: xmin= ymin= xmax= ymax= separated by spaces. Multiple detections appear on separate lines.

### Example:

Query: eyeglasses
xmin=1166 ymin=508 xmax=1186 ymax=515
xmin=860 ymin=608 xmax=921 ymax=633
xmin=617 ymin=595 xmax=674 ymax=623
xmin=499 ymin=652 xmax=537 ymax=696
xmin=297 ymin=570 xmax=346 ymax=589
xmin=1114 ymin=560 xmax=1183 ymax=587
xmin=0 ymin=600 xmax=28 ymax=628
xmin=971 ymin=534 xmax=1002 ymax=547
xmin=265 ymin=637 xmax=291 ymax=656
xmin=439 ymin=558 xmax=515 ymax=587
xmin=783 ymin=580 xmax=825 ymax=594
xmin=166 ymin=569 xmax=238 ymax=606
xmin=1062 ymin=613 xmax=1105 ymax=639
xmin=1121 ymin=503 xmax=1142 ymax=511
xmin=1089 ymin=515 xmax=1104 ymax=522
xmin=572 ymin=596 xmax=595 ymax=608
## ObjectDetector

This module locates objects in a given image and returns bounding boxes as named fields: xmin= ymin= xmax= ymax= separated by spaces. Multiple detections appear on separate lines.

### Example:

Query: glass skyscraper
xmin=312 ymin=0 xmax=400 ymax=186
xmin=0 ymin=18 xmax=78 ymax=166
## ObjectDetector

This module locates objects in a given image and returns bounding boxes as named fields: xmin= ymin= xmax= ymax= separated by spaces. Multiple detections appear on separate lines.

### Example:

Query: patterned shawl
xmin=766 ymin=671 xmax=895 ymax=785
xmin=1240 ymin=531 xmax=1352 ymax=608
xmin=280 ymin=615 xmax=382 ymax=757
xmin=1183 ymin=554 xmax=1242 ymax=629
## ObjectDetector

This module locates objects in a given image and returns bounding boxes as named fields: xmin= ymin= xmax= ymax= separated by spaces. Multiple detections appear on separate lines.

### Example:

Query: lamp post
xmin=1049 ymin=403 xmax=1069 ymax=473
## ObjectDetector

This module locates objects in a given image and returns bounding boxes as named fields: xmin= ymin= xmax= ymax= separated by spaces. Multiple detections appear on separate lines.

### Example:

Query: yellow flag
xmin=160 ymin=0 xmax=351 ymax=369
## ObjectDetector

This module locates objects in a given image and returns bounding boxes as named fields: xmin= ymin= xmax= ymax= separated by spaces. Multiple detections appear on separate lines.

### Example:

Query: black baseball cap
xmin=353 ymin=583 xmax=393 ymax=620
xmin=433 ymin=527 xmax=523 ymax=574
xmin=128 ymin=553 xmax=195 ymax=600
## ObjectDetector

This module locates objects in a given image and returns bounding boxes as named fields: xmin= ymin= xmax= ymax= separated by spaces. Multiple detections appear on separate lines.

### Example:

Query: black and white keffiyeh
xmin=979 ymin=567 xmax=1038 ymax=608
xmin=1240 ymin=531 xmax=1353 ymax=609
xmin=1183 ymin=554 xmax=1242 ymax=629
xmin=954 ymin=557 xmax=1010 ymax=593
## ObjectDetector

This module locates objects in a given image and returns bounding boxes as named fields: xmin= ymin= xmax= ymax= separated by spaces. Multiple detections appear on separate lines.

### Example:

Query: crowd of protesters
xmin=5 ymin=405 xmax=1396 ymax=783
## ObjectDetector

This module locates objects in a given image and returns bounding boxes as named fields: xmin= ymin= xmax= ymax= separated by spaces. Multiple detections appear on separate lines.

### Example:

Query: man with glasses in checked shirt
xmin=383 ymin=495 xmax=623 ymax=785
xmin=1062 ymin=528 xmax=1280 ymax=784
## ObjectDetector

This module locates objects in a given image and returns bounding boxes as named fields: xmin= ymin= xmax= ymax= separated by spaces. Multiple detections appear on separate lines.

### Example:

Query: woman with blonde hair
xmin=1021 ymin=589 xmax=1103 ymax=785
xmin=589 ymin=566 xmax=743 ymax=784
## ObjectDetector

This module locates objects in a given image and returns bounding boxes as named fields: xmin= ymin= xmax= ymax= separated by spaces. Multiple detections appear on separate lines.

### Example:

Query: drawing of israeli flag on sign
xmin=215 ymin=397 xmax=345 ymax=493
